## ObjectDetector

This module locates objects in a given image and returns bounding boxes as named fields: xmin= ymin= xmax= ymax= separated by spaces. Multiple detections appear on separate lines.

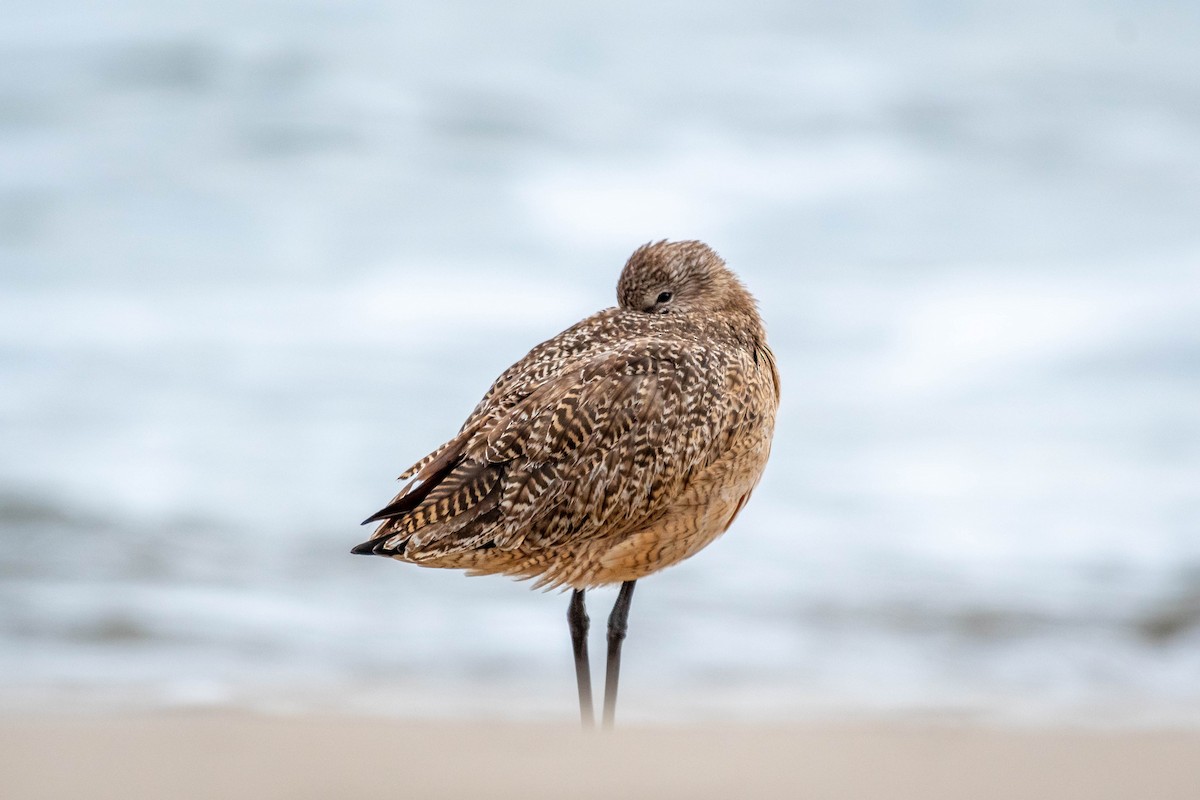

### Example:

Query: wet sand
xmin=2 ymin=713 xmax=1198 ymax=799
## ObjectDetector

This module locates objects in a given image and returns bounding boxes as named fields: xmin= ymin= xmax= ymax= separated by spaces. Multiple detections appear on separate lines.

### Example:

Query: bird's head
xmin=617 ymin=240 xmax=757 ymax=318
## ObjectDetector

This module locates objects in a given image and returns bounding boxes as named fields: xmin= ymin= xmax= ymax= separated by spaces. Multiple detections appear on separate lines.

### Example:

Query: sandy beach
xmin=2 ymin=713 xmax=1198 ymax=800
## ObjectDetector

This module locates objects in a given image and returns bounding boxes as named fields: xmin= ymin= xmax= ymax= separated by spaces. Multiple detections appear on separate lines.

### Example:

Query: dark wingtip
xmin=351 ymin=539 xmax=380 ymax=555
xmin=360 ymin=505 xmax=409 ymax=525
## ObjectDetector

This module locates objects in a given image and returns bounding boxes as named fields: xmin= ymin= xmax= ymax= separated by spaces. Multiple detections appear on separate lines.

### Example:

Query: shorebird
xmin=354 ymin=240 xmax=780 ymax=728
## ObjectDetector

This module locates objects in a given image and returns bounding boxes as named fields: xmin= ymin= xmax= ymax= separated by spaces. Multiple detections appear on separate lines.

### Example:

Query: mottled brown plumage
xmin=354 ymin=240 xmax=780 ymax=592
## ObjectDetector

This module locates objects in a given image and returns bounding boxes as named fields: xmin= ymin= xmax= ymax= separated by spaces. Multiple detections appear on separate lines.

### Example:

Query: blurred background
xmin=2 ymin=0 xmax=1199 ymax=725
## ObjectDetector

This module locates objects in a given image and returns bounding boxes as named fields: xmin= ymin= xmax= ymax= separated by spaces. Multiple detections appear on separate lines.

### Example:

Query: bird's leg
xmin=567 ymin=589 xmax=595 ymax=729
xmin=602 ymin=580 xmax=637 ymax=729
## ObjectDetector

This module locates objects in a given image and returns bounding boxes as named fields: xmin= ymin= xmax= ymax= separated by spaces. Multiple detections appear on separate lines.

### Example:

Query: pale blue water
xmin=2 ymin=0 xmax=1199 ymax=723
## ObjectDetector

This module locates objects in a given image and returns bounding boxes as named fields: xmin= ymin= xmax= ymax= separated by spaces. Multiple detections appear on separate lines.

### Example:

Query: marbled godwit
xmin=354 ymin=240 xmax=780 ymax=727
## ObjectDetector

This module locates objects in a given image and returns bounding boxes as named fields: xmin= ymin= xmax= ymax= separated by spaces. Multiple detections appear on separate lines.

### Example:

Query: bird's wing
xmin=478 ymin=339 xmax=738 ymax=548
xmin=355 ymin=338 xmax=747 ymax=561
xmin=383 ymin=310 xmax=620 ymax=487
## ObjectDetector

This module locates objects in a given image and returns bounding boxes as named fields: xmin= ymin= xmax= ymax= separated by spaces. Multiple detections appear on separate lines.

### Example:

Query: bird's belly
xmin=582 ymin=448 xmax=769 ymax=588
xmin=440 ymin=418 xmax=776 ymax=591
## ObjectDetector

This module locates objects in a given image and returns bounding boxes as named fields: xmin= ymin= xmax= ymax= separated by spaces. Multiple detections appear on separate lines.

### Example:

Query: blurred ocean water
xmin=2 ymin=0 xmax=1199 ymax=722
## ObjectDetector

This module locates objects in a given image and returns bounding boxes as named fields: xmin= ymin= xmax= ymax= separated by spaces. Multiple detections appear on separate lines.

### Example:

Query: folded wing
xmin=352 ymin=339 xmax=738 ymax=566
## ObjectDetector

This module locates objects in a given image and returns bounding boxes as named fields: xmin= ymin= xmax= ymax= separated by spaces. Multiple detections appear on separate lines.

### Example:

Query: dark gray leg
xmin=602 ymin=580 xmax=637 ymax=729
xmin=567 ymin=589 xmax=595 ymax=729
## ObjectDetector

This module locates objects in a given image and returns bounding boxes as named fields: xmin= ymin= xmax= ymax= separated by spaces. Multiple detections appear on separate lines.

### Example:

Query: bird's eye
xmin=656 ymin=291 xmax=673 ymax=304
